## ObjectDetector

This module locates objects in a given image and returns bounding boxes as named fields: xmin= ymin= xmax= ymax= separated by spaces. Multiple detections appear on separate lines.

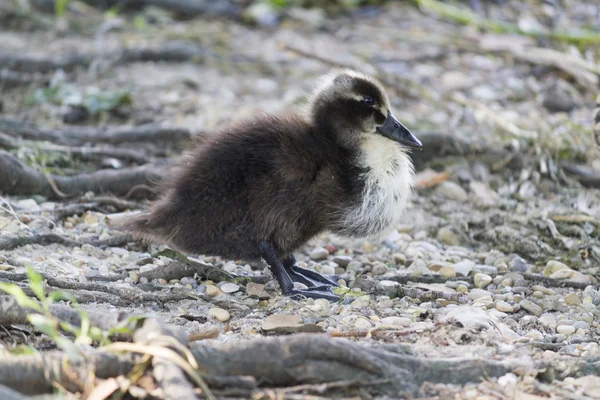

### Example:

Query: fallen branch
xmin=135 ymin=261 xmax=234 ymax=284
xmin=0 ymin=150 xmax=165 ymax=199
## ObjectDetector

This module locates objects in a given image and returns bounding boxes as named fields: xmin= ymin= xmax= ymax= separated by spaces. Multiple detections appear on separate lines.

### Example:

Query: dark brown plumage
xmin=123 ymin=69 xmax=422 ymax=300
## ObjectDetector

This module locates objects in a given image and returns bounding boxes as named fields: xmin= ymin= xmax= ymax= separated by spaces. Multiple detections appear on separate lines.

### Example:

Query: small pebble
xmin=456 ymin=284 xmax=468 ymax=294
xmin=439 ymin=265 xmax=456 ymax=278
xmin=573 ymin=321 xmax=590 ymax=330
xmin=205 ymin=285 xmax=223 ymax=297
xmin=347 ymin=261 xmax=363 ymax=271
xmin=392 ymin=253 xmax=407 ymax=265
xmin=371 ymin=262 xmax=388 ymax=276
xmin=474 ymin=273 xmax=492 ymax=288
xmin=520 ymin=300 xmax=542 ymax=317
xmin=453 ymin=260 xmax=475 ymax=276
xmin=501 ymin=278 xmax=513 ymax=287
xmin=495 ymin=301 xmax=514 ymax=313
xmin=320 ymin=265 xmax=336 ymax=275
xmin=208 ymin=307 xmax=231 ymax=322
xmin=565 ymin=293 xmax=581 ymax=306
xmin=220 ymin=283 xmax=240 ymax=293
xmin=332 ymin=256 xmax=352 ymax=267
xmin=509 ymin=256 xmax=527 ymax=272
xmin=544 ymin=260 xmax=569 ymax=276
xmin=380 ymin=316 xmax=411 ymax=327
xmin=354 ymin=318 xmax=372 ymax=330
xmin=310 ymin=247 xmax=329 ymax=261
xmin=556 ymin=325 xmax=575 ymax=335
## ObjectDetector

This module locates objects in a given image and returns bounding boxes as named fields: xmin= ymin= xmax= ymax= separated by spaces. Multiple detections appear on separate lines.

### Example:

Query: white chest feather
xmin=342 ymin=135 xmax=414 ymax=238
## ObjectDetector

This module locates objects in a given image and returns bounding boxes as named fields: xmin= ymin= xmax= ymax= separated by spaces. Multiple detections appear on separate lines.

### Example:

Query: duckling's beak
xmin=376 ymin=110 xmax=423 ymax=150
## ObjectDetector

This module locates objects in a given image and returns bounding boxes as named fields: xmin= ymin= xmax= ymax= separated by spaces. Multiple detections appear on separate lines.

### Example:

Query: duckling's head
xmin=309 ymin=69 xmax=422 ymax=150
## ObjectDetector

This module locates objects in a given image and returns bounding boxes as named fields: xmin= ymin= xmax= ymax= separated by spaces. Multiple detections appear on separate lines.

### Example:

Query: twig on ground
xmin=187 ymin=329 xmax=220 ymax=342
xmin=560 ymin=162 xmax=600 ymax=189
xmin=53 ymin=196 xmax=140 ymax=219
xmin=136 ymin=261 xmax=234 ymax=284
xmin=329 ymin=329 xmax=423 ymax=338
xmin=452 ymin=93 xmax=538 ymax=139
xmin=0 ymin=197 xmax=30 ymax=232
xmin=520 ymin=273 xmax=591 ymax=290
xmin=401 ymin=286 xmax=468 ymax=303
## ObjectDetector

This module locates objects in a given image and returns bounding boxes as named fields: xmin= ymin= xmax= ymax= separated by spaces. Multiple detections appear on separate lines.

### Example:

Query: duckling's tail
xmin=114 ymin=195 xmax=178 ymax=246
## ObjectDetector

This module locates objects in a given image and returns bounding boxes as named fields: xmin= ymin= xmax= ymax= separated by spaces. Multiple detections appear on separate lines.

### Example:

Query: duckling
xmin=123 ymin=69 xmax=422 ymax=301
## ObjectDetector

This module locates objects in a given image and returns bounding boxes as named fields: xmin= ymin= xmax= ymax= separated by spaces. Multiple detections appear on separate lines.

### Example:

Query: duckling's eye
xmin=363 ymin=96 xmax=374 ymax=106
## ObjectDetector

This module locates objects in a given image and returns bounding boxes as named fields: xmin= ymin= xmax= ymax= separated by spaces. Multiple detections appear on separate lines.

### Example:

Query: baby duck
xmin=124 ymin=69 xmax=422 ymax=301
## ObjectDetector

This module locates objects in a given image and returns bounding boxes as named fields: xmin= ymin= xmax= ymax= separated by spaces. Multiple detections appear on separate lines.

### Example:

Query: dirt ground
xmin=1 ymin=1 xmax=600 ymax=399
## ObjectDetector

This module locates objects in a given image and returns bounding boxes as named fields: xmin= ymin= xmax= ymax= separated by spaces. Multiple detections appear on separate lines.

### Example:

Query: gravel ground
xmin=1 ymin=1 xmax=600 ymax=398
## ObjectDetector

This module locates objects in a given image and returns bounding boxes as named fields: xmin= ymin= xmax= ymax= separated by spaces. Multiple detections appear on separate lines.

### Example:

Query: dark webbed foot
xmin=259 ymin=242 xmax=339 ymax=302
xmin=282 ymin=254 xmax=339 ymax=287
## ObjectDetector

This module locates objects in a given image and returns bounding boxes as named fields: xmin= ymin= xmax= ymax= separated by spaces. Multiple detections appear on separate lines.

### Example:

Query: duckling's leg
xmin=259 ymin=241 xmax=339 ymax=301
xmin=281 ymin=253 xmax=339 ymax=288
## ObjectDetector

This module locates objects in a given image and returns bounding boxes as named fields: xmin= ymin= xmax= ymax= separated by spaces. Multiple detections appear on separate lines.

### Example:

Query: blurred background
xmin=1 ymin=0 xmax=599 ymax=256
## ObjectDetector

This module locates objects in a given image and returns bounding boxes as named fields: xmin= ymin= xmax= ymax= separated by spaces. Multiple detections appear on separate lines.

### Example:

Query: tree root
xmin=190 ymin=334 xmax=529 ymax=397
xmin=0 ymin=232 xmax=132 ymax=251
xmin=0 ymin=351 xmax=135 ymax=395
xmin=0 ymin=132 xmax=151 ymax=165
xmin=0 ymin=315 xmax=534 ymax=398
xmin=0 ymin=118 xmax=190 ymax=147
xmin=0 ymin=294 xmax=126 ymax=330
xmin=0 ymin=150 xmax=165 ymax=199
xmin=0 ymin=69 xmax=47 ymax=89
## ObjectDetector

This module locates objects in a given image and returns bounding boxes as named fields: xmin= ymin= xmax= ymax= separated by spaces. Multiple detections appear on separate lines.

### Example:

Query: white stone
xmin=220 ymin=283 xmax=240 ymax=293
xmin=310 ymin=247 xmax=329 ymax=260
xmin=208 ymin=307 xmax=230 ymax=322
xmin=380 ymin=316 xmax=411 ymax=328
xmin=16 ymin=199 xmax=40 ymax=212
xmin=474 ymin=273 xmax=492 ymax=288
xmin=453 ymin=260 xmax=475 ymax=276
xmin=354 ymin=318 xmax=372 ymax=330
xmin=495 ymin=301 xmax=514 ymax=313
xmin=556 ymin=325 xmax=575 ymax=335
